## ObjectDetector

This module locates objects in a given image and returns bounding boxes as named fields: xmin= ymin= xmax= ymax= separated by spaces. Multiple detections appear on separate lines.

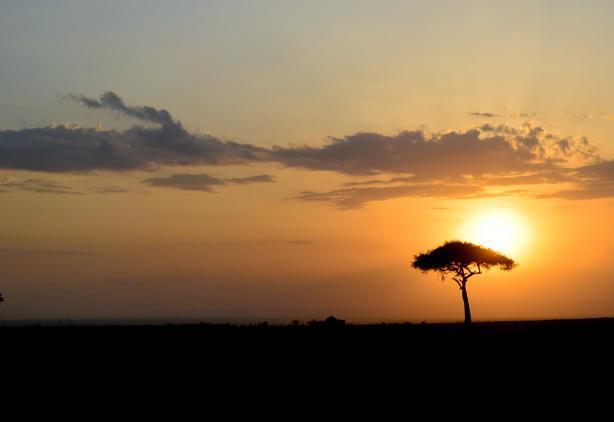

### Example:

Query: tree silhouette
xmin=411 ymin=241 xmax=515 ymax=326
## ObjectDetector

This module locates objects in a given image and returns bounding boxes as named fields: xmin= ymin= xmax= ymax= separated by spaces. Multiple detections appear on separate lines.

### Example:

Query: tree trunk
xmin=461 ymin=285 xmax=472 ymax=326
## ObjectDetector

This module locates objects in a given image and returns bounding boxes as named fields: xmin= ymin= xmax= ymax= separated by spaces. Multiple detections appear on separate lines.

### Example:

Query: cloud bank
xmin=271 ymin=123 xmax=597 ymax=178
xmin=0 ymin=91 xmax=268 ymax=172
xmin=273 ymin=122 xmax=607 ymax=207
xmin=1 ymin=91 xmax=612 ymax=207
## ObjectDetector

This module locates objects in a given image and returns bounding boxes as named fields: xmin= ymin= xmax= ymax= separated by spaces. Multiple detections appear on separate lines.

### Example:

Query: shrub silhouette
xmin=412 ymin=241 xmax=515 ymax=326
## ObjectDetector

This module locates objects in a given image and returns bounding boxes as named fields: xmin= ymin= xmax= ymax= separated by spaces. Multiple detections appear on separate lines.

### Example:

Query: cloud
xmin=283 ymin=240 xmax=312 ymax=245
xmin=144 ymin=173 xmax=225 ymax=192
xmin=575 ymin=160 xmax=614 ymax=180
xmin=537 ymin=160 xmax=614 ymax=200
xmin=282 ymin=130 xmax=608 ymax=208
xmin=0 ymin=248 xmax=95 ymax=256
xmin=471 ymin=112 xmax=500 ymax=118
xmin=292 ymin=183 xmax=486 ymax=209
xmin=94 ymin=186 xmax=130 ymax=194
xmin=508 ymin=112 xmax=536 ymax=118
xmin=226 ymin=174 xmax=275 ymax=184
xmin=144 ymin=173 xmax=275 ymax=192
xmin=1 ymin=91 xmax=612 ymax=205
xmin=538 ymin=185 xmax=614 ymax=200
xmin=477 ymin=170 xmax=573 ymax=186
xmin=0 ymin=178 xmax=84 ymax=195
xmin=0 ymin=91 xmax=268 ymax=172
xmin=67 ymin=91 xmax=174 ymax=125
xmin=0 ymin=177 xmax=134 ymax=195
xmin=271 ymin=124 xmax=597 ymax=179
xmin=0 ymin=92 xmax=598 ymax=180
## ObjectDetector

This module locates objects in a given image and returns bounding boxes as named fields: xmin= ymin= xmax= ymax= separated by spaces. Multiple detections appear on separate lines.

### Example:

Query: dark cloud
xmin=144 ymin=173 xmax=275 ymax=192
xmin=226 ymin=175 xmax=275 ymax=184
xmin=144 ymin=173 xmax=226 ymax=192
xmin=538 ymin=160 xmax=614 ymax=200
xmin=0 ymin=178 xmax=134 ymax=195
xmin=0 ymin=178 xmax=84 ymax=195
xmin=67 ymin=91 xmax=174 ymax=125
xmin=0 ymin=92 xmax=598 ymax=181
xmin=0 ymin=92 xmax=268 ymax=173
xmin=273 ymin=130 xmax=528 ymax=176
xmin=1 ymin=91 xmax=612 ymax=205
xmin=575 ymin=160 xmax=614 ymax=180
xmin=285 ymin=124 xmax=614 ymax=209
xmin=94 ymin=186 xmax=130 ymax=194
xmin=0 ymin=124 xmax=266 ymax=172
xmin=271 ymin=125 xmax=597 ymax=179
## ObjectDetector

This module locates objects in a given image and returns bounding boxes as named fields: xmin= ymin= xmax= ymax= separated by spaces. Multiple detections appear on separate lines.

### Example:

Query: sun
xmin=462 ymin=209 xmax=529 ymax=257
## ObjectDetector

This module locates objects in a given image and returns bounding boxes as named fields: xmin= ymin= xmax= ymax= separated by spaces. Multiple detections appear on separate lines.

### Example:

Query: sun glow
xmin=463 ymin=209 xmax=529 ymax=258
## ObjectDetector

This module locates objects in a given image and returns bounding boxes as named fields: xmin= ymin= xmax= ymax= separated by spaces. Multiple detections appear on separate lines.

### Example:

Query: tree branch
xmin=463 ymin=264 xmax=482 ymax=279
xmin=452 ymin=277 xmax=462 ymax=289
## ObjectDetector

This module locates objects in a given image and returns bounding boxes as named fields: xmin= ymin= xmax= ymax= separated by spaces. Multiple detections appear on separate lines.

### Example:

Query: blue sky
xmin=2 ymin=0 xmax=613 ymax=146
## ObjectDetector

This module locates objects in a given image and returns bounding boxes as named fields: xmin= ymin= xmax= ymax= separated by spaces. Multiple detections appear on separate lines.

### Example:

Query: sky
xmin=0 ymin=0 xmax=613 ymax=322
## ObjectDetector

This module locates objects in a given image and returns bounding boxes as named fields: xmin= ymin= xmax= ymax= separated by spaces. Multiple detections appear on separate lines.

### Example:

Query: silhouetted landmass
xmin=2 ymin=317 xmax=611 ymax=352
xmin=2 ymin=317 xmax=612 ymax=381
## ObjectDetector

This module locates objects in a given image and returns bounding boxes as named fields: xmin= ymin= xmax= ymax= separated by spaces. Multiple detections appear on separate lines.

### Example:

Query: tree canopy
xmin=412 ymin=240 xmax=515 ymax=277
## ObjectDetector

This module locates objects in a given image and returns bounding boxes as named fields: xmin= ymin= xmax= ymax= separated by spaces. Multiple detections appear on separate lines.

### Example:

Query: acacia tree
xmin=411 ymin=241 xmax=515 ymax=326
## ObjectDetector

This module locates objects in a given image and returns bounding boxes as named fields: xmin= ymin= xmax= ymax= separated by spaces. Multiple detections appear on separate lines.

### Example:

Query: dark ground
xmin=2 ymin=318 xmax=612 ymax=402
xmin=3 ymin=317 xmax=612 ymax=359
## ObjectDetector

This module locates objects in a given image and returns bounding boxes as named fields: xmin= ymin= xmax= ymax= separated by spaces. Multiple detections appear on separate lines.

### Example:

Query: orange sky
xmin=0 ymin=1 xmax=613 ymax=321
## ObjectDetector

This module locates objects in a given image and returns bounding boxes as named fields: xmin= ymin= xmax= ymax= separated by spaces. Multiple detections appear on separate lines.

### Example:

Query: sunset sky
xmin=1 ymin=0 xmax=613 ymax=322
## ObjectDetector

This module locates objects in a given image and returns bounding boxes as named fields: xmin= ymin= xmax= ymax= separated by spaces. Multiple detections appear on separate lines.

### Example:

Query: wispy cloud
xmin=66 ymin=91 xmax=174 ymax=125
xmin=292 ymin=184 xmax=486 ymax=209
xmin=143 ymin=173 xmax=274 ymax=192
xmin=470 ymin=112 xmax=500 ymax=118
xmin=226 ymin=175 xmax=275 ymax=184
xmin=94 ymin=186 xmax=130 ymax=194
xmin=0 ymin=178 xmax=84 ymax=195
xmin=537 ymin=160 xmax=614 ymax=200
xmin=0 ymin=248 xmax=95 ymax=256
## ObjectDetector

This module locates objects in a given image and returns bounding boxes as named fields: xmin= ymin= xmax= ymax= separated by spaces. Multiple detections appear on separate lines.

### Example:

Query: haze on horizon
xmin=0 ymin=0 xmax=612 ymax=322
